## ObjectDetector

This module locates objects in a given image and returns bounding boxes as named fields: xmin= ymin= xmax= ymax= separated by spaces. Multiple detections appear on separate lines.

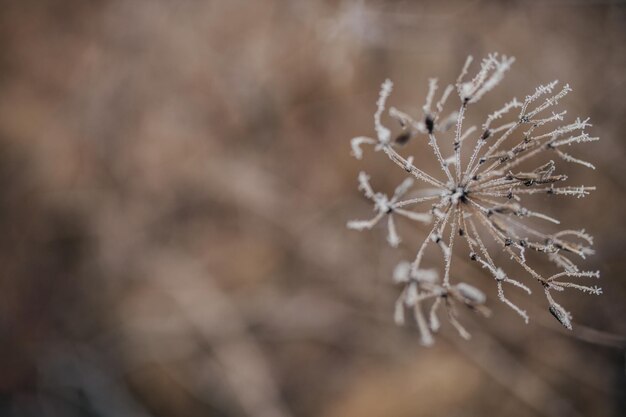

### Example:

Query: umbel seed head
xmin=347 ymin=53 xmax=600 ymax=344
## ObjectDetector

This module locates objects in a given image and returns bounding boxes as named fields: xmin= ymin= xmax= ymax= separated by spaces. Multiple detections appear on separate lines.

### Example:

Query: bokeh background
xmin=0 ymin=1 xmax=625 ymax=416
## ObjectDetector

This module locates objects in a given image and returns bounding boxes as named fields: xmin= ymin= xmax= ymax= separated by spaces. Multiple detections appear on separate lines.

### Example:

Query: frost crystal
xmin=348 ymin=53 xmax=601 ymax=343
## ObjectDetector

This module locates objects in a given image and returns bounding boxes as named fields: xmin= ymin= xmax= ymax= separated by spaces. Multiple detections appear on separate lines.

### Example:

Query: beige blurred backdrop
xmin=0 ymin=1 xmax=625 ymax=416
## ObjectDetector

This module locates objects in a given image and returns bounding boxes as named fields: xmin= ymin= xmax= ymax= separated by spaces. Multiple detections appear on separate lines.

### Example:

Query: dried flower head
xmin=348 ymin=53 xmax=601 ymax=345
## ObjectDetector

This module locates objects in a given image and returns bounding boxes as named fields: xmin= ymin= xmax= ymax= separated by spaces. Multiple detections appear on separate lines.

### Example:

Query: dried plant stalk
xmin=348 ymin=53 xmax=600 ymax=345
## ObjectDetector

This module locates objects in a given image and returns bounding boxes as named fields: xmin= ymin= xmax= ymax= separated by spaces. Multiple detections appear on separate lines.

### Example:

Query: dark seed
xmin=425 ymin=115 xmax=434 ymax=133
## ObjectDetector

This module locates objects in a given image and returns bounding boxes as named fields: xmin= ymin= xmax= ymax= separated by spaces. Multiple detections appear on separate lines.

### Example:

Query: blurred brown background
xmin=0 ymin=0 xmax=625 ymax=416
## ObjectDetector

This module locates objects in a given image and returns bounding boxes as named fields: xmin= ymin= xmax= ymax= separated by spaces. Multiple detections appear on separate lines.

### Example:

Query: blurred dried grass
xmin=0 ymin=1 xmax=625 ymax=416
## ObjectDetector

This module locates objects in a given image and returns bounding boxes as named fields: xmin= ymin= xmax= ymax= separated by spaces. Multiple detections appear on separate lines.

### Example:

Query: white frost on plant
xmin=347 ymin=53 xmax=601 ymax=344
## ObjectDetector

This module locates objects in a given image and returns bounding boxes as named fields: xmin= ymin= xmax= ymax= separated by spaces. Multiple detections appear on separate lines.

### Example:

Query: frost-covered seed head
xmin=348 ymin=53 xmax=601 ymax=344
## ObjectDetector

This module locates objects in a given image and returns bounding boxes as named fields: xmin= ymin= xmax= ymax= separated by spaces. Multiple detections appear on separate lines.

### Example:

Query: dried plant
xmin=348 ymin=53 xmax=601 ymax=345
